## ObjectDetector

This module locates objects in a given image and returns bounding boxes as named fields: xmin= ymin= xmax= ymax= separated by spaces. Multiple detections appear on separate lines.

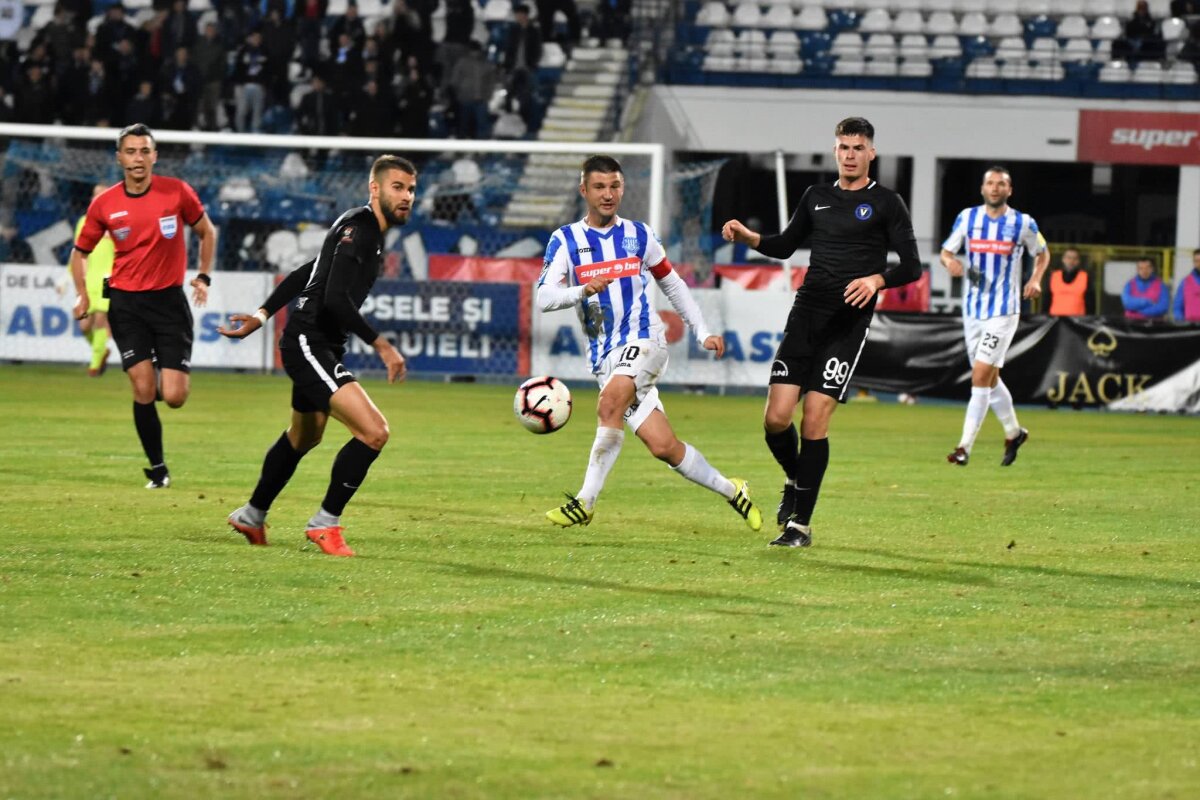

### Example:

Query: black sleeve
xmin=261 ymin=260 xmax=314 ymax=316
xmin=755 ymin=187 xmax=813 ymax=260
xmin=324 ymin=251 xmax=380 ymax=345
xmin=880 ymin=193 xmax=922 ymax=288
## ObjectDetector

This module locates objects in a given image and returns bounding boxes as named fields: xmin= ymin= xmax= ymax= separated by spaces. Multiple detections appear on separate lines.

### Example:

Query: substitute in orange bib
xmin=70 ymin=123 xmax=218 ymax=489
xmin=1047 ymin=247 xmax=1093 ymax=316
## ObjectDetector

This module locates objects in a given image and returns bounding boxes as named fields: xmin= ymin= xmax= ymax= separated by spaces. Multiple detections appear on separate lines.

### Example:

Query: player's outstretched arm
xmin=721 ymin=219 xmax=760 ymax=248
xmin=373 ymin=336 xmax=407 ymax=384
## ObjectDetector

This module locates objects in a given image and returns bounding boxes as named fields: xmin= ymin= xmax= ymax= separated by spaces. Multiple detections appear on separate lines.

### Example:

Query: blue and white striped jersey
xmin=539 ymin=216 xmax=668 ymax=373
xmin=942 ymin=206 xmax=1044 ymax=320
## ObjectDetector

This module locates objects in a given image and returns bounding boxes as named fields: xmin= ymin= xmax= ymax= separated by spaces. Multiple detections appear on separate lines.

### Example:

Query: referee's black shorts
xmin=279 ymin=333 xmax=358 ymax=413
xmin=770 ymin=291 xmax=872 ymax=403
xmin=107 ymin=286 xmax=194 ymax=372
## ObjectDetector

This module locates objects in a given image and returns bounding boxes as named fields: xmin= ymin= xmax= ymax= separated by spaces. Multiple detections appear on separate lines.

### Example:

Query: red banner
xmin=1078 ymin=110 xmax=1200 ymax=165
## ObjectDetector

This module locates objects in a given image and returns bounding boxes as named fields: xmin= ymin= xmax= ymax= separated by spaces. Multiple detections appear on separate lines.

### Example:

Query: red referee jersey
xmin=75 ymin=176 xmax=206 ymax=292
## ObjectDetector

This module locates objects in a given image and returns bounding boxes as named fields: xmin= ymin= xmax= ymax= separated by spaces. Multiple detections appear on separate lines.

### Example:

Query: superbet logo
xmin=969 ymin=240 xmax=1015 ymax=255
xmin=1110 ymin=127 xmax=1200 ymax=151
xmin=574 ymin=256 xmax=641 ymax=283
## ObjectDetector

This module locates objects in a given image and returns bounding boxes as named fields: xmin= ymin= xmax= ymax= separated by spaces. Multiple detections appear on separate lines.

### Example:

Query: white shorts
xmin=596 ymin=339 xmax=668 ymax=432
xmin=963 ymin=313 xmax=1020 ymax=368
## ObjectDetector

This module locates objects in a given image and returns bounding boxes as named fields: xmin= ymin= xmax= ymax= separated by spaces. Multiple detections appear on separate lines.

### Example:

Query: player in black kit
xmin=722 ymin=118 xmax=921 ymax=548
xmin=217 ymin=155 xmax=416 ymax=557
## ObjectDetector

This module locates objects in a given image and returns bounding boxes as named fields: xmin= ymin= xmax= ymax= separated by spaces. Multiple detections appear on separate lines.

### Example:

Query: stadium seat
xmin=696 ymin=1 xmax=732 ymax=27
xmin=860 ymin=0 xmax=890 ymax=10
xmin=899 ymin=57 xmax=933 ymax=77
xmin=1056 ymin=15 xmax=1088 ymax=40
xmin=833 ymin=55 xmax=866 ymax=75
xmin=770 ymin=54 xmax=804 ymax=74
xmin=988 ymin=14 xmax=1023 ymax=38
xmin=958 ymin=12 xmax=986 ymax=37
xmin=737 ymin=29 xmax=768 ymax=57
xmin=1018 ymin=0 xmax=1051 ymax=14
xmin=1162 ymin=17 xmax=1188 ymax=43
xmin=482 ymin=0 xmax=512 ymax=22
xmin=767 ymin=29 xmax=802 ymax=57
xmin=859 ymin=9 xmax=891 ymax=33
xmin=893 ymin=11 xmax=924 ymax=34
xmin=1149 ymin=0 xmax=1171 ymax=17
xmin=1091 ymin=17 xmax=1122 ymax=41
xmin=1086 ymin=0 xmax=1118 ymax=16
xmin=929 ymin=34 xmax=962 ymax=59
xmin=925 ymin=0 xmax=954 ymax=11
xmin=1029 ymin=62 xmax=1065 ymax=80
xmin=898 ymin=33 xmax=929 ymax=59
xmin=702 ymin=53 xmax=737 ymax=71
xmin=1093 ymin=39 xmax=1113 ymax=63
xmin=731 ymin=3 xmax=766 ymax=28
xmin=737 ymin=54 xmax=771 ymax=72
xmin=1099 ymin=60 xmax=1133 ymax=82
xmin=865 ymin=57 xmax=899 ymax=76
xmin=762 ymin=5 xmax=797 ymax=29
xmin=1133 ymin=61 xmax=1166 ymax=83
xmin=794 ymin=6 xmax=828 ymax=31
xmin=1167 ymin=62 xmax=1198 ymax=84
xmin=1053 ymin=0 xmax=1085 ymax=14
xmin=265 ymin=230 xmax=300 ymax=270
xmin=1029 ymin=37 xmax=1059 ymax=63
xmin=990 ymin=0 xmax=1019 ymax=13
xmin=924 ymin=11 xmax=956 ymax=35
xmin=831 ymin=31 xmax=865 ymax=58
xmin=965 ymin=57 xmax=999 ymax=78
xmin=995 ymin=36 xmax=1027 ymax=62
xmin=1061 ymin=38 xmax=1095 ymax=63
xmin=999 ymin=60 xmax=1031 ymax=79
xmin=706 ymin=28 xmax=737 ymax=57
xmin=864 ymin=33 xmax=898 ymax=60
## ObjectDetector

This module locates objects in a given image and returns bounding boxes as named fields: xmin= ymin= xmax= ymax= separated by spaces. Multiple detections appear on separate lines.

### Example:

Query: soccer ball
xmin=514 ymin=376 xmax=572 ymax=434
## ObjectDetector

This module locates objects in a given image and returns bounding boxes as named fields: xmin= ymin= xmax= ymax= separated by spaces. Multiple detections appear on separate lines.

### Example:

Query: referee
xmin=722 ymin=117 xmax=921 ymax=547
xmin=71 ymin=123 xmax=217 ymax=489
xmin=218 ymin=155 xmax=415 ymax=557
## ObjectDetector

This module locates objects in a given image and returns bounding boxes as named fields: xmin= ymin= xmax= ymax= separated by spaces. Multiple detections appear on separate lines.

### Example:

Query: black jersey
xmin=284 ymin=205 xmax=385 ymax=348
xmin=757 ymin=180 xmax=921 ymax=300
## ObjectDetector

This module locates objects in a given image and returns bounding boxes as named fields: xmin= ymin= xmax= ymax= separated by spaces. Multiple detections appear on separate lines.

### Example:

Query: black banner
xmin=855 ymin=314 xmax=1200 ymax=412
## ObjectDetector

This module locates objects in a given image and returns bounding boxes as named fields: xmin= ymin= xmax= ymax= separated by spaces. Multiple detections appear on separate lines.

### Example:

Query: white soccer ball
xmin=514 ymin=376 xmax=573 ymax=434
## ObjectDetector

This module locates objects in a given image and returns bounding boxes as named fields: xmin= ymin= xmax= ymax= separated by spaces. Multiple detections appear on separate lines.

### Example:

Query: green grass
xmin=0 ymin=364 xmax=1196 ymax=799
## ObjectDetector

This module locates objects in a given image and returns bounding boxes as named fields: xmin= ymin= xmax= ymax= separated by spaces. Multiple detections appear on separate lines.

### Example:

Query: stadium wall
xmin=636 ymin=87 xmax=1200 ymax=259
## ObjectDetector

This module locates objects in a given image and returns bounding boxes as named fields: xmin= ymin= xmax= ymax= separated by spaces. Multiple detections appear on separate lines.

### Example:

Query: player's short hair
xmin=835 ymin=117 xmax=874 ymax=141
xmin=580 ymin=155 xmax=623 ymax=184
xmin=371 ymin=155 xmax=418 ymax=182
xmin=983 ymin=165 xmax=1012 ymax=182
xmin=116 ymin=123 xmax=155 ymax=150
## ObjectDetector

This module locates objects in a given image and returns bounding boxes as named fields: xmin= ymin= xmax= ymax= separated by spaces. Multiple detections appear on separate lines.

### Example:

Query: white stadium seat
xmin=929 ymin=34 xmax=962 ymax=58
xmin=1091 ymin=16 xmax=1122 ymax=41
xmin=1056 ymin=15 xmax=1088 ymax=39
xmin=767 ymin=29 xmax=802 ymax=57
xmin=965 ymin=57 xmax=999 ymax=78
xmin=1029 ymin=62 xmax=1064 ymax=80
xmin=925 ymin=11 xmax=956 ymax=35
xmin=957 ymin=12 xmax=986 ymax=37
xmin=1054 ymin=0 xmax=1085 ymax=14
xmin=831 ymin=31 xmax=865 ymax=57
xmin=706 ymin=28 xmax=737 ymax=57
xmin=1167 ymin=62 xmax=1198 ymax=84
xmin=763 ymin=5 xmax=797 ymax=29
xmin=994 ymin=36 xmax=1027 ymax=61
xmin=864 ymin=33 xmax=898 ymax=59
xmin=1060 ymin=38 xmax=1094 ymax=63
xmin=1018 ymin=0 xmax=1051 ymax=15
xmin=990 ymin=0 xmax=1019 ymax=13
xmin=865 ymin=57 xmax=899 ymax=76
xmin=859 ymin=9 xmax=892 ymax=34
xmin=696 ymin=1 xmax=731 ymax=27
xmin=1162 ymin=17 xmax=1188 ymax=43
xmin=899 ymin=57 xmax=933 ymax=77
xmin=737 ymin=29 xmax=768 ymax=56
xmin=898 ymin=33 xmax=929 ymax=59
xmin=892 ymin=10 xmax=924 ymax=34
xmin=731 ymin=3 xmax=765 ymax=28
xmin=988 ymin=13 xmax=1023 ymax=38
xmin=794 ymin=6 xmax=828 ymax=31
xmin=770 ymin=55 xmax=804 ymax=74
xmin=1087 ymin=0 xmax=1118 ymax=16
xmin=1099 ymin=60 xmax=1133 ymax=82
xmin=1029 ymin=37 xmax=1059 ymax=62
xmin=833 ymin=56 xmax=866 ymax=75
xmin=703 ymin=54 xmax=736 ymax=71
xmin=999 ymin=60 xmax=1031 ymax=79
xmin=1133 ymin=62 xmax=1165 ymax=83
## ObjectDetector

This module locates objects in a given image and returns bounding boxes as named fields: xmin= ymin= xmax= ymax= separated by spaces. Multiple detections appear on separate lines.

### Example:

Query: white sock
xmin=959 ymin=386 xmax=992 ymax=453
xmin=578 ymin=427 xmax=624 ymax=510
xmin=988 ymin=378 xmax=1021 ymax=438
xmin=671 ymin=442 xmax=736 ymax=499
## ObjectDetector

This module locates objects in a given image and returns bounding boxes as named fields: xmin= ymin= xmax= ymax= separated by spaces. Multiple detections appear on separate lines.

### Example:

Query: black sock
xmin=764 ymin=424 xmax=800 ymax=480
xmin=320 ymin=438 xmax=381 ymax=516
xmin=249 ymin=431 xmax=307 ymax=512
xmin=793 ymin=437 xmax=829 ymax=526
xmin=132 ymin=401 xmax=164 ymax=468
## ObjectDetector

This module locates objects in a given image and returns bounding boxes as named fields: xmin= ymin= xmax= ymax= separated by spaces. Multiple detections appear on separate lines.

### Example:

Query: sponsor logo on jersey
xmin=969 ymin=239 xmax=1016 ymax=255
xmin=574 ymin=256 xmax=642 ymax=283
xmin=109 ymin=210 xmax=128 ymax=219
xmin=576 ymin=247 xmax=593 ymax=254
xmin=814 ymin=204 xmax=831 ymax=211
xmin=334 ymin=364 xmax=353 ymax=380
xmin=770 ymin=360 xmax=788 ymax=377
xmin=622 ymin=236 xmax=641 ymax=253
xmin=113 ymin=226 xmax=132 ymax=242
xmin=340 ymin=226 xmax=354 ymax=243
xmin=159 ymin=215 xmax=178 ymax=239
xmin=855 ymin=204 xmax=874 ymax=221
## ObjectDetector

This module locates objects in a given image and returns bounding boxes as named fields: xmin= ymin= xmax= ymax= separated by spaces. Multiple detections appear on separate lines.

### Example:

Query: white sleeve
xmin=657 ymin=269 xmax=713 ymax=345
xmin=941 ymin=210 xmax=967 ymax=253
xmin=643 ymin=224 xmax=667 ymax=268
xmin=1022 ymin=217 xmax=1044 ymax=254
xmin=536 ymin=233 xmax=587 ymax=311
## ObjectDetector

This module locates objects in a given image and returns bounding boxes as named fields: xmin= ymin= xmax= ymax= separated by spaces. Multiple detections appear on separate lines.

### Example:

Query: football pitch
xmin=1 ymin=364 xmax=1196 ymax=799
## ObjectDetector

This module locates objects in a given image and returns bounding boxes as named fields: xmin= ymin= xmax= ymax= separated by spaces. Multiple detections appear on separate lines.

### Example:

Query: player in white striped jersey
xmin=536 ymin=155 xmax=761 ymax=532
xmin=940 ymin=166 xmax=1049 ymax=467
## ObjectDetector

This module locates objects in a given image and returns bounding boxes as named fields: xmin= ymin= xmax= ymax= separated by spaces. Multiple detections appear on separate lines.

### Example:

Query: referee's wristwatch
xmin=193 ymin=273 xmax=212 ymax=286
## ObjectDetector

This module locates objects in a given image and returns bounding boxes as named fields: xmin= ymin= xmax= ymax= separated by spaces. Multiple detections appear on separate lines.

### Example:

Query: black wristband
xmin=194 ymin=273 xmax=212 ymax=286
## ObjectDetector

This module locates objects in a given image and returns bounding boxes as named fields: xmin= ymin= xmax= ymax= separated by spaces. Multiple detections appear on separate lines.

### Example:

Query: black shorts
xmin=770 ymin=291 xmax=872 ymax=403
xmin=107 ymin=286 xmax=194 ymax=372
xmin=279 ymin=333 xmax=358 ymax=413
